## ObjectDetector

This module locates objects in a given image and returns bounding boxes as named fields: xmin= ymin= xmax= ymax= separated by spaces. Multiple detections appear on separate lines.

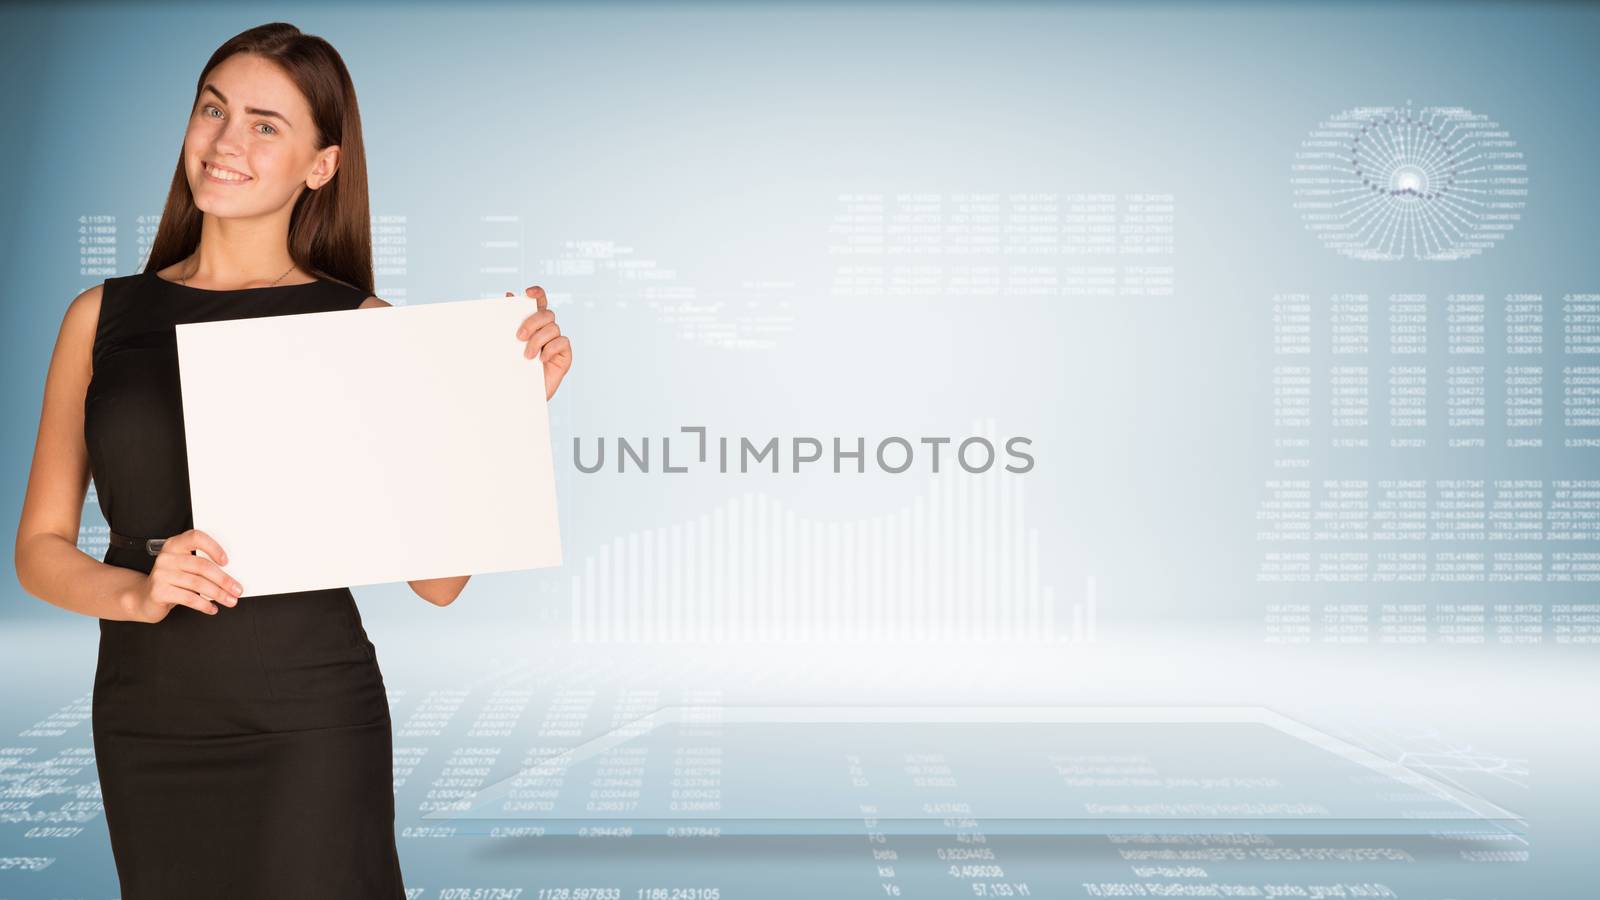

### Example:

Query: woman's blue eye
xmin=200 ymin=104 xmax=274 ymax=135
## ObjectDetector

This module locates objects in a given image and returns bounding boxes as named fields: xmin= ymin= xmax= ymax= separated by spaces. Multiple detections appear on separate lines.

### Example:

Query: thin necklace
xmin=178 ymin=260 xmax=298 ymax=289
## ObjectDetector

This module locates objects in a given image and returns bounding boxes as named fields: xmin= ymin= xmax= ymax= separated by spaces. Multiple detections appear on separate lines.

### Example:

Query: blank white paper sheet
xmin=175 ymin=296 xmax=563 ymax=597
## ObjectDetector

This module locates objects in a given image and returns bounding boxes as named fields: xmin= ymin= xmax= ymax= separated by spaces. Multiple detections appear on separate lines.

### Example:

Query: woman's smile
xmin=202 ymin=160 xmax=253 ymax=184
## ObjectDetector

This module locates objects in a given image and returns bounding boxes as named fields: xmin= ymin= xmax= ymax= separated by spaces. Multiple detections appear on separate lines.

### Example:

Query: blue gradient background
xmin=1 ymin=2 xmax=1597 ymax=898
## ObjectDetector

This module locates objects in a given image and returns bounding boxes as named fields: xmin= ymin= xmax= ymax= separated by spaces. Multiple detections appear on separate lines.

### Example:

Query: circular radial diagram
xmin=1291 ymin=104 xmax=1527 ymax=261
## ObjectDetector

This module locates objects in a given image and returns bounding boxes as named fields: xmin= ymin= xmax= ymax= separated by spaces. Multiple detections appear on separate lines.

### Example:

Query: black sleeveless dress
xmin=84 ymin=269 xmax=406 ymax=898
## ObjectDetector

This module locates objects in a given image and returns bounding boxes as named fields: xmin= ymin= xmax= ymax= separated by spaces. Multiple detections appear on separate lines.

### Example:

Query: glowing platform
xmin=425 ymin=706 xmax=1524 ymax=837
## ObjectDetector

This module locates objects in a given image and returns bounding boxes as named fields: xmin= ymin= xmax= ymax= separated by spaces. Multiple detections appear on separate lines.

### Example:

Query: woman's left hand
xmin=508 ymin=284 xmax=572 ymax=401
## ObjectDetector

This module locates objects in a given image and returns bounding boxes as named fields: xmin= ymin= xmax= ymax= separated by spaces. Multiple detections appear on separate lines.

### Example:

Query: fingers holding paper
xmin=506 ymin=284 xmax=572 ymax=401
xmin=129 ymin=528 xmax=246 ymax=622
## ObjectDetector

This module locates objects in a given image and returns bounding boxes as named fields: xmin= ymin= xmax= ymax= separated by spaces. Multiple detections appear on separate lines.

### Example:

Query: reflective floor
xmin=0 ymin=615 xmax=1587 ymax=899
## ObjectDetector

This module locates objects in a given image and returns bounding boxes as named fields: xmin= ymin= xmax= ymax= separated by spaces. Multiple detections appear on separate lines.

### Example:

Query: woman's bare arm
xmin=14 ymin=285 xmax=149 ymax=621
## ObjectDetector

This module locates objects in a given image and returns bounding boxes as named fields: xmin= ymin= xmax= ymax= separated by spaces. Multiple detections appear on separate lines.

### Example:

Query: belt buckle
xmin=144 ymin=538 xmax=166 ymax=556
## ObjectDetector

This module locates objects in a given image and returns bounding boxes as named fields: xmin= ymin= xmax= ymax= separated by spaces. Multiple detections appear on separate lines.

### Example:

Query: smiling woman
xmin=14 ymin=21 xmax=405 ymax=900
xmin=15 ymin=19 xmax=574 ymax=896
xmin=150 ymin=37 xmax=369 ymax=294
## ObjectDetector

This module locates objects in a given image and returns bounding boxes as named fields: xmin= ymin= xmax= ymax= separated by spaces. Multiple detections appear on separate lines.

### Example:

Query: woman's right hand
xmin=129 ymin=528 xmax=245 ymax=623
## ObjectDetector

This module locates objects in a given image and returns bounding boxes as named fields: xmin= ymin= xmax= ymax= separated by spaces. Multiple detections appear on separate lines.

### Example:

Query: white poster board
xmin=175 ymin=296 xmax=563 ymax=597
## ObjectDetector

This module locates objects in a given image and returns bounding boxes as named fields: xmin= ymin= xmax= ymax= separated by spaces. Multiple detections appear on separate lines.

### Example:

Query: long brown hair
xmin=143 ymin=22 xmax=372 ymax=296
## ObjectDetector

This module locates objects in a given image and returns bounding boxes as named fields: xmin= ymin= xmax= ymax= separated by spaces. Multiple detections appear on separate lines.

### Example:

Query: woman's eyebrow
xmin=201 ymin=83 xmax=293 ymax=129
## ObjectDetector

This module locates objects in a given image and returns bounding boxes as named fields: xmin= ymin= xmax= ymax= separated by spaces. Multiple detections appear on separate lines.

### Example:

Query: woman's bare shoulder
xmin=67 ymin=282 xmax=104 ymax=311
xmin=59 ymin=282 xmax=105 ymax=376
xmin=358 ymin=295 xmax=391 ymax=309
xmin=63 ymin=283 xmax=104 ymax=341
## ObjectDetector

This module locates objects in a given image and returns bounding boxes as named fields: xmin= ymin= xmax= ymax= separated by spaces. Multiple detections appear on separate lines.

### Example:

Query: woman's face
xmin=183 ymin=52 xmax=338 ymax=219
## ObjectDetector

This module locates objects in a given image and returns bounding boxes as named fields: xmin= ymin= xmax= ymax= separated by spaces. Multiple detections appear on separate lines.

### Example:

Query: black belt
xmin=108 ymin=529 xmax=167 ymax=556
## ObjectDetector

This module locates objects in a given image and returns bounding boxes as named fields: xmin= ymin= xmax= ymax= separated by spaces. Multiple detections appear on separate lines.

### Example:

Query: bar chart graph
xmin=569 ymin=431 xmax=1094 ymax=643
